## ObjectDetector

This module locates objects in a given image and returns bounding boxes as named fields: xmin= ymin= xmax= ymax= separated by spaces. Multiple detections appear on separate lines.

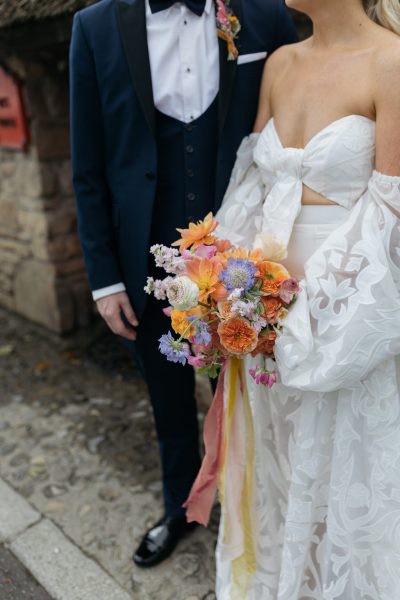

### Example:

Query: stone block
xmin=0 ymin=479 xmax=40 ymax=542
xmin=18 ymin=209 xmax=49 ymax=239
xmin=57 ymin=160 xmax=73 ymax=197
xmin=0 ymin=200 xmax=18 ymax=232
xmin=48 ymin=206 xmax=76 ymax=236
xmin=14 ymin=259 xmax=72 ymax=332
xmin=32 ymin=120 xmax=70 ymax=160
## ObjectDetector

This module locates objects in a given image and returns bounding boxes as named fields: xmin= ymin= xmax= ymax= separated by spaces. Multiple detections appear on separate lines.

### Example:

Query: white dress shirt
xmin=93 ymin=0 xmax=220 ymax=301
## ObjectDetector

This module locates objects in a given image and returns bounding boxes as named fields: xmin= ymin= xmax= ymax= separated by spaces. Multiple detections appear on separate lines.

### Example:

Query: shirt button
xmin=183 ymin=19 xmax=188 ymax=25
xmin=186 ymin=145 xmax=194 ymax=154
xmin=186 ymin=67 xmax=191 ymax=73
xmin=187 ymin=168 xmax=194 ymax=177
xmin=187 ymin=193 xmax=196 ymax=201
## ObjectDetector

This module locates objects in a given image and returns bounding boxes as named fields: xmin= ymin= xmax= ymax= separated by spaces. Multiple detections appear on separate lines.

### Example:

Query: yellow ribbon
xmin=218 ymin=358 xmax=256 ymax=599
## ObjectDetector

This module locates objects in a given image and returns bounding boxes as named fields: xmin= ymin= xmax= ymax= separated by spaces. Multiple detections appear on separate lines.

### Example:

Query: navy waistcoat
xmin=151 ymin=99 xmax=219 ymax=249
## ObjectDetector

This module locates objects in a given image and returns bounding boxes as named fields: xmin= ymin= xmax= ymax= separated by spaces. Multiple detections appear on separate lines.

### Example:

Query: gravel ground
xmin=0 ymin=307 xmax=218 ymax=600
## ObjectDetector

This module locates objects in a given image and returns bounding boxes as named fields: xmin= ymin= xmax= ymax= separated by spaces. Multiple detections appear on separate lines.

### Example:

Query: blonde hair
xmin=364 ymin=0 xmax=400 ymax=35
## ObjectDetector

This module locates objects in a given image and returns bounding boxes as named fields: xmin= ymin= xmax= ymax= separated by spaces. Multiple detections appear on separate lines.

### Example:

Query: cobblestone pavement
xmin=0 ymin=308 xmax=218 ymax=600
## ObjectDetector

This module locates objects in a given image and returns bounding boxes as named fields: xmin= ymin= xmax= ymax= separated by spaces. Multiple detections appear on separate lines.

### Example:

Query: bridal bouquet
xmin=144 ymin=213 xmax=299 ymax=387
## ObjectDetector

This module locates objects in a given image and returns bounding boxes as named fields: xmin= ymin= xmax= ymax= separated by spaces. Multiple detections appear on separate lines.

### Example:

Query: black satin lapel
xmin=218 ymin=0 xmax=241 ymax=133
xmin=116 ymin=0 xmax=155 ymax=136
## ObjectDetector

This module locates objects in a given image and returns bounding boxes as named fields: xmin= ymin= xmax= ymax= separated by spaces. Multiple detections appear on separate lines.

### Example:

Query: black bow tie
xmin=149 ymin=0 xmax=207 ymax=17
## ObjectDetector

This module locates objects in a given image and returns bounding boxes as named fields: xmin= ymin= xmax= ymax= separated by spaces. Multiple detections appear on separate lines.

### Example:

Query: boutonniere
xmin=216 ymin=0 xmax=241 ymax=61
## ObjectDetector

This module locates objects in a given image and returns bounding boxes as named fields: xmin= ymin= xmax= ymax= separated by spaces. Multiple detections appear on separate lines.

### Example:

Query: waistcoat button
xmin=186 ymin=145 xmax=194 ymax=154
xmin=187 ymin=193 xmax=196 ymax=201
xmin=145 ymin=171 xmax=156 ymax=180
xmin=187 ymin=168 xmax=194 ymax=177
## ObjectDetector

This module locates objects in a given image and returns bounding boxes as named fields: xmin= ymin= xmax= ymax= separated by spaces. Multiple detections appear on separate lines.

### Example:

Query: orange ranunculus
xmin=171 ymin=306 xmax=204 ymax=339
xmin=185 ymin=256 xmax=222 ymax=302
xmin=217 ymin=300 xmax=234 ymax=320
xmin=261 ymin=297 xmax=283 ymax=324
xmin=251 ymin=330 xmax=277 ymax=357
xmin=258 ymin=261 xmax=290 ymax=296
xmin=172 ymin=212 xmax=218 ymax=252
xmin=218 ymin=317 xmax=258 ymax=356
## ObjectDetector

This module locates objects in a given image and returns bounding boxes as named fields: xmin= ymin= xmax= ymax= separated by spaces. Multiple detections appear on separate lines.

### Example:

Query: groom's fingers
xmin=96 ymin=292 xmax=137 ymax=341
xmin=120 ymin=297 xmax=139 ymax=328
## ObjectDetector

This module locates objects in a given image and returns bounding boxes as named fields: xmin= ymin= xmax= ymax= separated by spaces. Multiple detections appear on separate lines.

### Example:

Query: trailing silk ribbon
xmin=184 ymin=362 xmax=227 ymax=526
xmin=185 ymin=358 xmax=256 ymax=598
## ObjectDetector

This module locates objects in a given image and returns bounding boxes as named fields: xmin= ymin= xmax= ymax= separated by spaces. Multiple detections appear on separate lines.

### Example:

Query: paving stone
xmin=10 ymin=519 xmax=133 ymax=600
xmin=0 ymin=480 xmax=40 ymax=542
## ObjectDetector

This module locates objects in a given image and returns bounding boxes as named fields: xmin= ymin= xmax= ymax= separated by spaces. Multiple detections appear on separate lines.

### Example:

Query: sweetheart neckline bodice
xmin=267 ymin=114 xmax=375 ymax=152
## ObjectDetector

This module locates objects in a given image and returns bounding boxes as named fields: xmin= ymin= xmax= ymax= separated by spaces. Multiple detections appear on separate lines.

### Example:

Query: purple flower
xmin=249 ymin=365 xmax=277 ymax=388
xmin=159 ymin=332 xmax=190 ymax=365
xmin=220 ymin=258 xmax=257 ymax=292
xmin=279 ymin=278 xmax=300 ymax=304
xmin=187 ymin=317 xmax=212 ymax=346
xmin=194 ymin=321 xmax=212 ymax=346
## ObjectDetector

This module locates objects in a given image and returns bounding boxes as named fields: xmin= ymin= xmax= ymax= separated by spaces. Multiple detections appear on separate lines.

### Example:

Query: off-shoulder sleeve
xmin=274 ymin=171 xmax=400 ymax=392
xmin=216 ymin=133 xmax=273 ymax=247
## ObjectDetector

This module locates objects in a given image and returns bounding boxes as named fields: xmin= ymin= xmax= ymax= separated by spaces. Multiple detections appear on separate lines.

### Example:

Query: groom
xmin=70 ymin=0 xmax=297 ymax=567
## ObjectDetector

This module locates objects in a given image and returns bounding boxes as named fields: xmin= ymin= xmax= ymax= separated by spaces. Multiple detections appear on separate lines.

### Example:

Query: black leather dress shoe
xmin=133 ymin=515 xmax=198 ymax=568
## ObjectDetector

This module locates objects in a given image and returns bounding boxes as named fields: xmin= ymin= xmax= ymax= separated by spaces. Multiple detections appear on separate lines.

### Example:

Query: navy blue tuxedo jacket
xmin=70 ymin=0 xmax=297 ymax=317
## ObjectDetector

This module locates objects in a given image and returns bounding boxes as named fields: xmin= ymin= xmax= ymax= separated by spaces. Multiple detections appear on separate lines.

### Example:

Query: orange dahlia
xmin=185 ymin=256 xmax=222 ymax=302
xmin=251 ymin=330 xmax=277 ymax=357
xmin=218 ymin=317 xmax=258 ymax=356
xmin=172 ymin=212 xmax=218 ymax=252
xmin=258 ymin=261 xmax=290 ymax=296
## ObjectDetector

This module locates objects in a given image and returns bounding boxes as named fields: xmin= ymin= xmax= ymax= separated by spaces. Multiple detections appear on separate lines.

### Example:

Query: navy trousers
xmin=126 ymin=102 xmax=218 ymax=518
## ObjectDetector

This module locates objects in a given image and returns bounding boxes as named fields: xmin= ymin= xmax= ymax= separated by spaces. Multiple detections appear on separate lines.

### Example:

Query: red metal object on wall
xmin=0 ymin=67 xmax=29 ymax=150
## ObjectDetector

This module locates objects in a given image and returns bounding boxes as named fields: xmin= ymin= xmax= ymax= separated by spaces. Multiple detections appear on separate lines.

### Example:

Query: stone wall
xmin=0 ymin=57 xmax=92 ymax=333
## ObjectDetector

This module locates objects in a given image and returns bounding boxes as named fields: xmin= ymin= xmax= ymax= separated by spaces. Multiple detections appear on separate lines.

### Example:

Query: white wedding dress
xmin=215 ymin=115 xmax=400 ymax=600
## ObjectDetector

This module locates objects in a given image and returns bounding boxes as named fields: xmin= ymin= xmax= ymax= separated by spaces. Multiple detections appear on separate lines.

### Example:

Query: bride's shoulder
xmin=266 ymin=39 xmax=307 ymax=73
xmin=370 ymin=29 xmax=400 ymax=75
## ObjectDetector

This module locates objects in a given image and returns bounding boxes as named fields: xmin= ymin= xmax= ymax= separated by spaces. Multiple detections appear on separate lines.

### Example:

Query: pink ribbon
xmin=183 ymin=364 xmax=226 ymax=526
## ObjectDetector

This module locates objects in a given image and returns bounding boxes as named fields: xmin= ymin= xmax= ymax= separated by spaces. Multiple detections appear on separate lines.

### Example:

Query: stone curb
xmin=0 ymin=478 xmax=133 ymax=600
xmin=0 ymin=478 xmax=41 ymax=542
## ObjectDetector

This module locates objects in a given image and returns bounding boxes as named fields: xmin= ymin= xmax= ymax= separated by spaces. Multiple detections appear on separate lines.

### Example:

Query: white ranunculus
xmin=253 ymin=233 xmax=288 ymax=261
xmin=167 ymin=276 xmax=199 ymax=311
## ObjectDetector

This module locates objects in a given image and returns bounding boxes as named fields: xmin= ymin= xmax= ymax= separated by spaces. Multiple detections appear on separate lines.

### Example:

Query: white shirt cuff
xmin=92 ymin=283 xmax=126 ymax=301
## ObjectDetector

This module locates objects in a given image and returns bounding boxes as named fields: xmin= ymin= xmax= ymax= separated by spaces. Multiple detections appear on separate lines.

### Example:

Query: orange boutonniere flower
xmin=257 ymin=261 xmax=290 ymax=296
xmin=218 ymin=316 xmax=258 ymax=356
xmin=172 ymin=212 xmax=218 ymax=252
xmin=216 ymin=0 xmax=241 ymax=61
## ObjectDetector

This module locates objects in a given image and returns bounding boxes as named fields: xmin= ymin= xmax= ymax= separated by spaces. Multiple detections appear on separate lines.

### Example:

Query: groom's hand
xmin=96 ymin=292 xmax=138 ymax=341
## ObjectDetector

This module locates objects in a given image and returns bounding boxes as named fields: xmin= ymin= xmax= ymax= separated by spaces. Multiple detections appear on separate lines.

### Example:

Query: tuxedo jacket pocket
xmin=237 ymin=51 xmax=267 ymax=65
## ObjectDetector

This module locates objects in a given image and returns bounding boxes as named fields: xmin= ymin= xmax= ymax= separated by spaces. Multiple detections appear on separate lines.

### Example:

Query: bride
xmin=212 ymin=0 xmax=400 ymax=598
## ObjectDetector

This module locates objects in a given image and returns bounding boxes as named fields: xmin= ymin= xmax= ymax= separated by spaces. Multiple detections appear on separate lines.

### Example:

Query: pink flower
xmin=216 ymin=0 xmax=230 ymax=27
xmin=279 ymin=277 xmax=300 ymax=304
xmin=162 ymin=306 xmax=173 ymax=317
xmin=188 ymin=354 xmax=207 ymax=368
xmin=249 ymin=365 xmax=277 ymax=388
xmin=194 ymin=244 xmax=217 ymax=259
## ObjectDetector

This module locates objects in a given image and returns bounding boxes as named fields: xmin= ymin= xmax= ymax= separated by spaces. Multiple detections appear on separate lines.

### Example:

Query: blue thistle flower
xmin=220 ymin=258 xmax=257 ymax=292
xmin=159 ymin=332 xmax=190 ymax=365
